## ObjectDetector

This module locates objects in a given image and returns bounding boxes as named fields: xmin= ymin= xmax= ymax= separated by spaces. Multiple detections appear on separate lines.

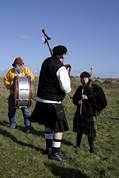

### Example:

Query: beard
xmin=15 ymin=65 xmax=24 ymax=73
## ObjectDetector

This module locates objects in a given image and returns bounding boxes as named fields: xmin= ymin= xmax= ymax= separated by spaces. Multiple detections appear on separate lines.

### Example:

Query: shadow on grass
xmin=45 ymin=162 xmax=90 ymax=178
xmin=110 ymin=117 xmax=119 ymax=121
xmin=0 ymin=121 xmax=44 ymax=137
xmin=62 ymin=139 xmax=73 ymax=146
xmin=31 ymin=127 xmax=44 ymax=137
xmin=0 ymin=121 xmax=9 ymax=127
xmin=0 ymin=127 xmax=46 ymax=154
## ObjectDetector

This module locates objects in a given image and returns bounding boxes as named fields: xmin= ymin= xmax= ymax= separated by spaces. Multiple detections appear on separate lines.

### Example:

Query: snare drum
xmin=14 ymin=76 xmax=32 ymax=108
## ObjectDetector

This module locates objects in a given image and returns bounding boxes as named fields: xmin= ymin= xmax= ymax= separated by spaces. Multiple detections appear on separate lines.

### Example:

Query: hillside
xmin=0 ymin=77 xmax=119 ymax=178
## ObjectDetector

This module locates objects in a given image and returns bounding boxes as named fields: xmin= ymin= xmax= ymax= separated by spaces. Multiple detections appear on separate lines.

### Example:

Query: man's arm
xmin=3 ymin=70 xmax=13 ymax=89
xmin=56 ymin=66 xmax=71 ymax=93
xmin=24 ymin=67 xmax=35 ymax=81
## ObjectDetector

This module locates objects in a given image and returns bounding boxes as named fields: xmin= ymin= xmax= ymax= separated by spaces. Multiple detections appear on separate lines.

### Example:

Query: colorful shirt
xmin=3 ymin=67 xmax=35 ymax=91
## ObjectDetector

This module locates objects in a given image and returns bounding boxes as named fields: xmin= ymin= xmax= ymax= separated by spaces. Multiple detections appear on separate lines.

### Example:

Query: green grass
xmin=0 ymin=78 xmax=119 ymax=178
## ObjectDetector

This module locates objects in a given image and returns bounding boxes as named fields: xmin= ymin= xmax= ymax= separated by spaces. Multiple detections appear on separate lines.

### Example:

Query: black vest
xmin=37 ymin=57 xmax=65 ymax=101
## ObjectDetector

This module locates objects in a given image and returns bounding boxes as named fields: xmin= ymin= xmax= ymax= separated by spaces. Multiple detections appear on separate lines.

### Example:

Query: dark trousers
xmin=76 ymin=132 xmax=95 ymax=152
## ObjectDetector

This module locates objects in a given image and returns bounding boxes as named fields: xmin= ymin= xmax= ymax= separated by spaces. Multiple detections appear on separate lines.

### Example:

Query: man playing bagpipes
xmin=30 ymin=45 xmax=71 ymax=161
xmin=72 ymin=71 xmax=107 ymax=153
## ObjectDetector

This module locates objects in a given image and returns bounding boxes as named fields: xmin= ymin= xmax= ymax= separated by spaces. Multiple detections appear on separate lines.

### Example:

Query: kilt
xmin=73 ymin=110 xmax=96 ymax=139
xmin=30 ymin=102 xmax=69 ymax=132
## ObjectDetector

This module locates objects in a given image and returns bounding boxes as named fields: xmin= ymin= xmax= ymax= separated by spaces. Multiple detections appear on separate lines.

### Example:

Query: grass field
xmin=0 ymin=77 xmax=119 ymax=178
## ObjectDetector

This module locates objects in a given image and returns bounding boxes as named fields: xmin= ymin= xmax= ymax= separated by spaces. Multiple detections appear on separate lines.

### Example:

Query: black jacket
xmin=37 ymin=56 xmax=65 ymax=101
xmin=73 ymin=84 xmax=107 ymax=118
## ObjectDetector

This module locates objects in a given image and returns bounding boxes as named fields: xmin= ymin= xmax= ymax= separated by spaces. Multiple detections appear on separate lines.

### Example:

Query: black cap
xmin=80 ymin=71 xmax=91 ymax=78
xmin=52 ymin=45 xmax=67 ymax=56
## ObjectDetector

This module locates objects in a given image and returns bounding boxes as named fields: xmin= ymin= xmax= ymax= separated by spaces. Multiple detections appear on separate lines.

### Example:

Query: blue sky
xmin=0 ymin=0 xmax=119 ymax=77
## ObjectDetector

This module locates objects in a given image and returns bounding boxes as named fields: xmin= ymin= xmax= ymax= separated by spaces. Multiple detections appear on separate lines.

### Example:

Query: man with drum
xmin=3 ymin=57 xmax=35 ymax=133
xmin=30 ymin=45 xmax=71 ymax=161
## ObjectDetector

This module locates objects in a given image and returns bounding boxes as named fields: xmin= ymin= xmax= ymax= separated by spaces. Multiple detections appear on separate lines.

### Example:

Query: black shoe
xmin=90 ymin=148 xmax=96 ymax=154
xmin=48 ymin=153 xmax=67 ymax=162
xmin=23 ymin=128 xmax=31 ymax=133
xmin=44 ymin=148 xmax=52 ymax=155
xmin=74 ymin=144 xmax=80 ymax=148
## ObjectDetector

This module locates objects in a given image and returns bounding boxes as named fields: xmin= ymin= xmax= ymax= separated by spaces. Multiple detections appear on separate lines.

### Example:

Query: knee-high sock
xmin=52 ymin=132 xmax=63 ymax=154
xmin=52 ymin=138 xmax=62 ymax=154
xmin=76 ymin=133 xmax=83 ymax=147
xmin=44 ymin=130 xmax=53 ymax=150
xmin=88 ymin=136 xmax=94 ymax=151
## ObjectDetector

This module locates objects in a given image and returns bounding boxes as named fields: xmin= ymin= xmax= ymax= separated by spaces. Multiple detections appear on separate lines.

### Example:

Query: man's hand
xmin=82 ymin=94 xmax=88 ymax=100
xmin=6 ymin=83 xmax=13 ymax=89
xmin=26 ymin=75 xmax=31 ymax=79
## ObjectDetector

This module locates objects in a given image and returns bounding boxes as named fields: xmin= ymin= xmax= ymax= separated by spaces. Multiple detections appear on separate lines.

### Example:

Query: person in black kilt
xmin=72 ymin=71 xmax=107 ymax=153
xmin=30 ymin=45 xmax=71 ymax=161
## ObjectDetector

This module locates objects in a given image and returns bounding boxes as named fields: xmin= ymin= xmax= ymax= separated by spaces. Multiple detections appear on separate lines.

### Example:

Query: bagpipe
xmin=42 ymin=29 xmax=71 ymax=76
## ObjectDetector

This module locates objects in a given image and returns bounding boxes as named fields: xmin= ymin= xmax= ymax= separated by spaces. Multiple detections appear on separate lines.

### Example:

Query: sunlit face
xmin=81 ymin=77 xmax=89 ymax=85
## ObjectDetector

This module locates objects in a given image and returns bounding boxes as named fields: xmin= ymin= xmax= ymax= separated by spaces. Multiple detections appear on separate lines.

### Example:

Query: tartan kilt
xmin=30 ymin=102 xmax=69 ymax=132
xmin=73 ymin=110 xmax=96 ymax=139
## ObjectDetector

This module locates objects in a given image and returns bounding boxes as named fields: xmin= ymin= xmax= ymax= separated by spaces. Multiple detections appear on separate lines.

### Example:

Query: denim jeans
xmin=8 ymin=94 xmax=31 ymax=129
